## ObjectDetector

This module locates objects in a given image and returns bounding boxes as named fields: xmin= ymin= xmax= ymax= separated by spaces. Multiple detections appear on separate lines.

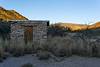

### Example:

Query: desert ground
xmin=0 ymin=54 xmax=100 ymax=67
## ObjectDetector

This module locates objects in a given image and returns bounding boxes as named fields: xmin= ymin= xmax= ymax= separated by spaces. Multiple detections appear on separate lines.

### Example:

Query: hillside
xmin=0 ymin=6 xmax=28 ymax=21
xmin=52 ymin=22 xmax=100 ymax=31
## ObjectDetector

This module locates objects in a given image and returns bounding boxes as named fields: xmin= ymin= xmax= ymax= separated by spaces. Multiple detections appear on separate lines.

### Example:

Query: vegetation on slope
xmin=0 ymin=6 xmax=28 ymax=21
xmin=52 ymin=22 xmax=100 ymax=31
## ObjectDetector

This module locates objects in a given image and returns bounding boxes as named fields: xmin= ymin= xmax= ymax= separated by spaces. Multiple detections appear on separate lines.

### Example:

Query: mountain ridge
xmin=52 ymin=22 xmax=100 ymax=31
xmin=0 ymin=6 xmax=28 ymax=21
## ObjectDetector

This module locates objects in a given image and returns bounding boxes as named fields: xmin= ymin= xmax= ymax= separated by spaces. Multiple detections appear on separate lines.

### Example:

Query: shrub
xmin=32 ymin=42 xmax=41 ymax=53
xmin=89 ymin=39 xmax=100 ymax=57
xmin=21 ymin=63 xmax=33 ymax=67
xmin=36 ymin=50 xmax=50 ymax=60
xmin=0 ymin=47 xmax=5 ymax=62
xmin=45 ymin=36 xmax=73 ymax=57
xmin=24 ymin=42 xmax=34 ymax=54
xmin=8 ymin=44 xmax=25 ymax=57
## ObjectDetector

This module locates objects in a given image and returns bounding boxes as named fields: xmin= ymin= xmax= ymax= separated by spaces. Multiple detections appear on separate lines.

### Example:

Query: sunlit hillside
xmin=52 ymin=22 xmax=100 ymax=31
xmin=0 ymin=6 xmax=28 ymax=21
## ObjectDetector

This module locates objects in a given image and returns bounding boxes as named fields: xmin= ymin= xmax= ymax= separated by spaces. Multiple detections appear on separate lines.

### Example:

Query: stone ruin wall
xmin=10 ymin=21 xmax=48 ymax=45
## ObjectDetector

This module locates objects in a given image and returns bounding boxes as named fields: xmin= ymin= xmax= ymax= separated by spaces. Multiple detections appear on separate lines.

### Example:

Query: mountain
xmin=52 ymin=22 xmax=100 ymax=31
xmin=0 ymin=6 xmax=28 ymax=21
xmin=88 ymin=22 xmax=100 ymax=29
xmin=54 ymin=23 xmax=87 ymax=31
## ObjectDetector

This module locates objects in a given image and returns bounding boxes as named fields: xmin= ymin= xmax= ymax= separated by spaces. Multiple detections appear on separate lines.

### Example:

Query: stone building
xmin=9 ymin=20 xmax=49 ymax=45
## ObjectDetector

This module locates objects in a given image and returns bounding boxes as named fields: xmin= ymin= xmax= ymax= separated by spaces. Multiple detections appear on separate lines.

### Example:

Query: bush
xmin=21 ymin=63 xmax=33 ymax=67
xmin=0 ymin=47 xmax=5 ymax=62
xmin=89 ymin=39 xmax=100 ymax=57
xmin=45 ymin=36 xmax=73 ymax=57
xmin=36 ymin=50 xmax=50 ymax=60
xmin=24 ymin=43 xmax=34 ymax=54
xmin=8 ymin=45 xmax=25 ymax=57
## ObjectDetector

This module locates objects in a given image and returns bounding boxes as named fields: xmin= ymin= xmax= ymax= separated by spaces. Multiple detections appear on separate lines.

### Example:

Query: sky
xmin=0 ymin=0 xmax=100 ymax=24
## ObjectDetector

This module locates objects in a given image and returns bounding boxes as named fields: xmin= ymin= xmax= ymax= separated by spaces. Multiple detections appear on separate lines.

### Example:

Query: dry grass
xmin=40 ymin=36 xmax=74 ymax=57
xmin=0 ymin=34 xmax=100 ymax=62
xmin=41 ymin=35 xmax=100 ymax=57
xmin=0 ymin=6 xmax=28 ymax=21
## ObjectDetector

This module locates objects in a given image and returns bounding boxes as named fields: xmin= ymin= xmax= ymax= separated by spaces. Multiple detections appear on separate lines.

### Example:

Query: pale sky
xmin=0 ymin=0 xmax=100 ymax=24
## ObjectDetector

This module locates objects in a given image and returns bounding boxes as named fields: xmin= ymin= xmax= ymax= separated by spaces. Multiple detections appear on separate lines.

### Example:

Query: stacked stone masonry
xmin=10 ymin=20 xmax=49 ymax=45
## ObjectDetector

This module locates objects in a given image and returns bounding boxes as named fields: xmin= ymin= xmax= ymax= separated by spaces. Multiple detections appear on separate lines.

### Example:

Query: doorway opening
xmin=24 ymin=26 xmax=33 ymax=44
